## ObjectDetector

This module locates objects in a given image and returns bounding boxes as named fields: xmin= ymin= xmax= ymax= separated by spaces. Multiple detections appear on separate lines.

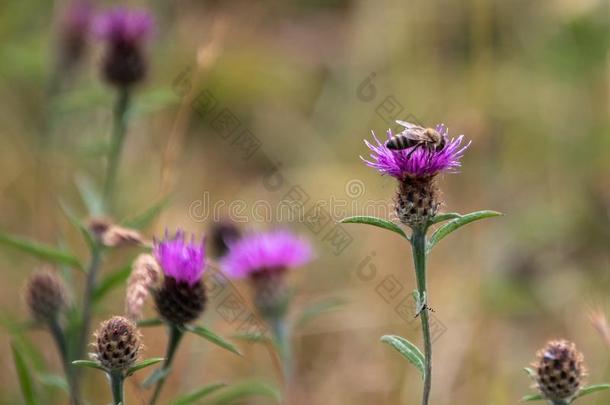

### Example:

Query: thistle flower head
xmin=153 ymin=229 xmax=206 ymax=287
xmin=220 ymin=230 xmax=313 ymax=279
xmin=93 ymin=7 xmax=153 ymax=87
xmin=93 ymin=7 xmax=153 ymax=46
xmin=92 ymin=316 xmax=141 ymax=372
xmin=25 ymin=271 xmax=68 ymax=322
xmin=362 ymin=122 xmax=470 ymax=179
xmin=532 ymin=339 xmax=586 ymax=401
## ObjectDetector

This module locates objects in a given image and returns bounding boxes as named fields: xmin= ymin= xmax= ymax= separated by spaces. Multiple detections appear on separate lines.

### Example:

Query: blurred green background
xmin=0 ymin=0 xmax=609 ymax=404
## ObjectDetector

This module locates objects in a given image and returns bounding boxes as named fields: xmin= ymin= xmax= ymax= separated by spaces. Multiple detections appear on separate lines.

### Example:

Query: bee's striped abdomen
xmin=386 ymin=134 xmax=416 ymax=151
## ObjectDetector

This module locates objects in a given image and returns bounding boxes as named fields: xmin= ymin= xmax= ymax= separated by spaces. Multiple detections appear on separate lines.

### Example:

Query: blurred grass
xmin=0 ymin=0 xmax=609 ymax=404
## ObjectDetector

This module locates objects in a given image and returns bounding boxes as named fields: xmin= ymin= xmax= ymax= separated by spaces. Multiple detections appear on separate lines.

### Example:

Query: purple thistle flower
xmin=153 ymin=230 xmax=205 ymax=286
xmin=93 ymin=7 xmax=153 ymax=46
xmin=362 ymin=122 xmax=470 ymax=178
xmin=220 ymin=230 xmax=313 ymax=279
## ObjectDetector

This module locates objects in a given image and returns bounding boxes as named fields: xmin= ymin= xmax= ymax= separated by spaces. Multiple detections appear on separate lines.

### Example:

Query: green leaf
xmin=0 ymin=316 xmax=46 ymax=372
xmin=58 ymin=200 xmax=95 ymax=250
xmin=141 ymin=367 xmax=171 ymax=388
xmin=573 ymin=383 xmax=610 ymax=399
xmin=169 ymin=382 xmax=227 ymax=405
xmin=340 ymin=216 xmax=408 ymax=239
xmin=137 ymin=318 xmax=164 ymax=327
xmin=380 ymin=335 xmax=425 ymax=378
xmin=295 ymin=297 xmax=346 ymax=329
xmin=206 ymin=380 xmax=280 ymax=405
xmin=37 ymin=373 xmax=69 ymax=393
xmin=427 ymin=210 xmax=502 ymax=252
xmin=75 ymin=175 xmax=104 ymax=216
xmin=92 ymin=263 xmax=132 ymax=303
xmin=429 ymin=212 xmax=461 ymax=224
xmin=231 ymin=332 xmax=270 ymax=344
xmin=520 ymin=393 xmax=545 ymax=401
xmin=72 ymin=360 xmax=106 ymax=372
xmin=0 ymin=231 xmax=83 ymax=271
xmin=11 ymin=341 xmax=37 ymax=405
xmin=122 ymin=196 xmax=172 ymax=229
xmin=126 ymin=358 xmax=165 ymax=376
xmin=183 ymin=324 xmax=242 ymax=356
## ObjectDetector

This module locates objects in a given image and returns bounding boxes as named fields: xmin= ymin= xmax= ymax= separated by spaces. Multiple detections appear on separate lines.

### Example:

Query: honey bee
xmin=386 ymin=120 xmax=446 ymax=157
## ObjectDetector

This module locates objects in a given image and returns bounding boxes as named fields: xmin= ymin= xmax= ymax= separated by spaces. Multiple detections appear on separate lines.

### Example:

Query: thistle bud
xmin=395 ymin=175 xmax=440 ymax=228
xmin=93 ymin=316 xmax=141 ymax=371
xmin=152 ymin=230 xmax=207 ymax=325
xmin=533 ymin=340 xmax=586 ymax=401
xmin=25 ymin=271 xmax=68 ymax=322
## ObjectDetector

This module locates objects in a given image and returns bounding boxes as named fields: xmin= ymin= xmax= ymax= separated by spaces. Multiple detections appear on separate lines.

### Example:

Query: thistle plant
xmin=73 ymin=316 xmax=163 ymax=405
xmin=523 ymin=339 xmax=610 ymax=404
xmin=342 ymin=121 xmax=500 ymax=404
xmin=220 ymin=229 xmax=316 ymax=395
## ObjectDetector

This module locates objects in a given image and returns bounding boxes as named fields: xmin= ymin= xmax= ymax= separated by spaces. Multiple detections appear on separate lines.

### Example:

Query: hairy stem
xmin=270 ymin=316 xmax=292 ymax=386
xmin=149 ymin=324 xmax=183 ymax=405
xmin=104 ymin=87 xmax=131 ymax=211
xmin=48 ymin=317 xmax=81 ymax=405
xmin=110 ymin=370 xmax=125 ymax=405
xmin=411 ymin=227 xmax=432 ymax=405
xmin=78 ymin=242 xmax=102 ymax=360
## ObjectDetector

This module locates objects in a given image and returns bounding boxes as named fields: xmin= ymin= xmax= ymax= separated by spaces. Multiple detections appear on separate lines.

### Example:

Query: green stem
xmin=549 ymin=400 xmax=570 ymax=405
xmin=110 ymin=370 xmax=125 ymax=405
xmin=411 ymin=227 xmax=432 ymax=405
xmin=270 ymin=316 xmax=292 ymax=384
xmin=149 ymin=324 xmax=184 ymax=405
xmin=48 ymin=317 xmax=81 ymax=405
xmin=103 ymin=87 xmax=131 ymax=212
xmin=78 ymin=242 xmax=103 ymax=360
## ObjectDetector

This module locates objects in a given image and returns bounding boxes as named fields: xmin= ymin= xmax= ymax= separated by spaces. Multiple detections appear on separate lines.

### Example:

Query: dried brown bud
xmin=125 ymin=254 xmax=161 ymax=320
xmin=533 ymin=339 xmax=586 ymax=401
xmin=589 ymin=308 xmax=610 ymax=348
xmin=25 ymin=271 xmax=68 ymax=322
xmin=395 ymin=176 xmax=441 ymax=228
xmin=87 ymin=217 xmax=143 ymax=247
xmin=93 ymin=316 xmax=141 ymax=371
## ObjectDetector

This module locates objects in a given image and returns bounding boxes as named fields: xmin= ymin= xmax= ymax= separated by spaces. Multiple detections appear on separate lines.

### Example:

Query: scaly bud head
xmin=533 ymin=340 xmax=586 ymax=401
xmin=93 ymin=316 xmax=141 ymax=371
xmin=154 ymin=277 xmax=206 ymax=325
xmin=395 ymin=175 xmax=441 ymax=228
xmin=25 ymin=271 xmax=68 ymax=322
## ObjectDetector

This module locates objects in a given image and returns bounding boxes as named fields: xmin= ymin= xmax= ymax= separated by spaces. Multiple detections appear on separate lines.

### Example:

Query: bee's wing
xmin=395 ymin=121 xmax=428 ymax=140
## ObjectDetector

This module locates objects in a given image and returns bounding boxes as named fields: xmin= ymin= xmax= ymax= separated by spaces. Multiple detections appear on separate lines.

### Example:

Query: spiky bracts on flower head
xmin=25 ymin=271 xmax=68 ymax=323
xmin=532 ymin=340 xmax=586 ymax=402
xmin=362 ymin=122 xmax=469 ymax=228
xmin=153 ymin=230 xmax=207 ymax=325
xmin=93 ymin=316 xmax=141 ymax=372
xmin=220 ymin=230 xmax=312 ymax=318
xmin=93 ymin=7 xmax=153 ymax=87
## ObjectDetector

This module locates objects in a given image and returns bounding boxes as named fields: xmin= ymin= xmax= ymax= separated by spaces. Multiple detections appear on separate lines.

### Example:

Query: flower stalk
xmin=48 ymin=317 xmax=81 ymax=405
xmin=110 ymin=370 xmax=125 ymax=405
xmin=104 ymin=87 xmax=131 ymax=210
xmin=149 ymin=324 xmax=184 ymax=405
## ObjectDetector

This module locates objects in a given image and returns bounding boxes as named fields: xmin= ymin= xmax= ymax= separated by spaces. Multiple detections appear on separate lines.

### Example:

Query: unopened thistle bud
xmin=25 ymin=271 xmax=68 ymax=322
xmin=93 ymin=316 xmax=141 ymax=372
xmin=532 ymin=340 xmax=586 ymax=402
xmin=153 ymin=230 xmax=207 ymax=325
xmin=125 ymin=254 xmax=161 ymax=320
xmin=57 ymin=0 xmax=92 ymax=70
xmin=362 ymin=122 xmax=470 ymax=228
xmin=93 ymin=8 xmax=153 ymax=88
xmin=220 ymin=230 xmax=312 ymax=319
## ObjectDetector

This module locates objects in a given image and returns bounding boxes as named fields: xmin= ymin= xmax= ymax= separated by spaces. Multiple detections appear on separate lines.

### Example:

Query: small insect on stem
xmin=386 ymin=121 xmax=446 ymax=157
xmin=415 ymin=304 xmax=435 ymax=318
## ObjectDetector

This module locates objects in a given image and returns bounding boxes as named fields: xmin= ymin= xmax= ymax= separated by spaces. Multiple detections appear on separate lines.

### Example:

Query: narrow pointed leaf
xmin=206 ymin=380 xmax=280 ymax=405
xmin=295 ymin=297 xmax=346 ymax=329
xmin=141 ymin=367 xmax=171 ymax=388
xmin=520 ymin=393 xmax=545 ymax=401
xmin=137 ymin=318 xmax=164 ymax=327
xmin=231 ymin=332 xmax=270 ymax=344
xmin=11 ymin=342 xmax=36 ymax=405
xmin=0 ymin=232 xmax=83 ymax=271
xmin=75 ymin=175 xmax=104 ymax=216
xmin=183 ymin=324 xmax=242 ymax=356
xmin=58 ymin=200 xmax=95 ymax=250
xmin=92 ymin=263 xmax=132 ymax=303
xmin=169 ymin=382 xmax=227 ymax=405
xmin=573 ymin=383 xmax=610 ymax=399
xmin=72 ymin=360 xmax=106 ymax=372
xmin=122 ymin=196 xmax=171 ymax=229
xmin=126 ymin=358 xmax=164 ymax=376
xmin=37 ymin=373 xmax=69 ymax=393
xmin=380 ymin=335 xmax=425 ymax=378
xmin=341 ymin=216 xmax=408 ymax=239
xmin=428 ymin=210 xmax=502 ymax=252
xmin=429 ymin=212 xmax=461 ymax=225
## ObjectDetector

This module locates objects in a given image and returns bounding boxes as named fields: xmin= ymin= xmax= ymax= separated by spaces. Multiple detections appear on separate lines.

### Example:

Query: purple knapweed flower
xmin=153 ymin=230 xmax=205 ymax=286
xmin=220 ymin=230 xmax=313 ymax=279
xmin=93 ymin=7 xmax=153 ymax=87
xmin=362 ymin=122 xmax=470 ymax=179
